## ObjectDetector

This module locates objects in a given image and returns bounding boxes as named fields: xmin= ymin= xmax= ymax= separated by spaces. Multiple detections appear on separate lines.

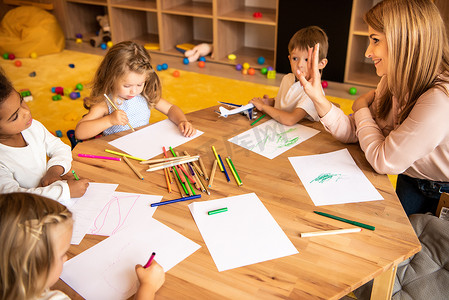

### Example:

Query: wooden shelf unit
xmin=59 ymin=0 xmax=279 ymax=69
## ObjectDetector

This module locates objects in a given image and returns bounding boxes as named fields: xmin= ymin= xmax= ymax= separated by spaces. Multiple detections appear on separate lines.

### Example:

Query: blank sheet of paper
xmin=228 ymin=119 xmax=319 ymax=159
xmin=188 ymin=193 xmax=298 ymax=272
xmin=63 ymin=182 xmax=119 ymax=245
xmin=288 ymin=149 xmax=384 ymax=206
xmin=89 ymin=192 xmax=162 ymax=236
xmin=61 ymin=218 xmax=200 ymax=300
xmin=108 ymin=119 xmax=204 ymax=159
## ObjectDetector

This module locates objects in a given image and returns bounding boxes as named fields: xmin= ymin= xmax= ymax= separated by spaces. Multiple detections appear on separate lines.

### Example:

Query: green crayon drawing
xmin=310 ymin=173 xmax=343 ymax=184
xmin=251 ymin=128 xmax=300 ymax=151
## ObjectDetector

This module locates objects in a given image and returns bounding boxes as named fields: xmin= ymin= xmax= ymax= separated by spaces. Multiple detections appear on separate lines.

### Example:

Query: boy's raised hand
xmin=109 ymin=109 xmax=129 ymax=126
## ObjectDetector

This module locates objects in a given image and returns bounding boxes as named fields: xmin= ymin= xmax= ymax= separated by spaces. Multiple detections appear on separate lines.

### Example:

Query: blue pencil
xmin=218 ymin=154 xmax=231 ymax=182
xmin=150 ymin=194 xmax=201 ymax=207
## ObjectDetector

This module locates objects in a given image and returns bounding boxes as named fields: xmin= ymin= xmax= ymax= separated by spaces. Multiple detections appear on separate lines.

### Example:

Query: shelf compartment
xmin=217 ymin=0 xmax=277 ymax=25
xmin=159 ymin=13 xmax=212 ymax=54
xmin=215 ymin=20 xmax=275 ymax=69
xmin=110 ymin=0 xmax=157 ymax=12
xmin=64 ymin=2 xmax=108 ymax=40
xmin=109 ymin=8 xmax=159 ymax=47
xmin=344 ymin=35 xmax=379 ymax=87
xmin=161 ymin=0 xmax=212 ymax=18
xmin=66 ymin=0 xmax=107 ymax=6
xmin=350 ymin=0 xmax=382 ymax=33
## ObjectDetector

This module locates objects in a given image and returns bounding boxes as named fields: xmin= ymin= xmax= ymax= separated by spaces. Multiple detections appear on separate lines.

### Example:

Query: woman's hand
xmin=352 ymin=90 xmax=375 ymax=113
xmin=178 ymin=120 xmax=196 ymax=137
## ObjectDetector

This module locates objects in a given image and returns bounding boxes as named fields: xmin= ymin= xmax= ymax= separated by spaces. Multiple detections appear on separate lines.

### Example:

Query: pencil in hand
xmin=103 ymin=94 xmax=135 ymax=132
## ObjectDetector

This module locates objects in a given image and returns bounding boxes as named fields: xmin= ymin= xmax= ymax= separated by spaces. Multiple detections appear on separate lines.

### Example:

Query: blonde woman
xmin=297 ymin=0 xmax=449 ymax=215
xmin=0 ymin=192 xmax=165 ymax=300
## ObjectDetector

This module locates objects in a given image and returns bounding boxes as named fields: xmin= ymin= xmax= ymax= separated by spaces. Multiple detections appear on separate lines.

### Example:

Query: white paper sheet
xmin=64 ymin=183 xmax=119 ymax=245
xmin=228 ymin=119 xmax=319 ymax=159
xmin=61 ymin=218 xmax=200 ymax=300
xmin=288 ymin=149 xmax=384 ymax=206
xmin=188 ymin=193 xmax=298 ymax=272
xmin=89 ymin=192 xmax=162 ymax=236
xmin=108 ymin=119 xmax=204 ymax=160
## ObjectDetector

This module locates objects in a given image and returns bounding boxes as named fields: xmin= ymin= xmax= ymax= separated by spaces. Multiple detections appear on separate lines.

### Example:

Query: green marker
xmin=250 ymin=114 xmax=266 ymax=126
xmin=208 ymin=207 xmax=228 ymax=215
xmin=72 ymin=170 xmax=80 ymax=180
xmin=314 ymin=211 xmax=375 ymax=231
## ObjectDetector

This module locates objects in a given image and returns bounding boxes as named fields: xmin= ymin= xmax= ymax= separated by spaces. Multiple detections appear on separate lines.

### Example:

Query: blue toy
xmin=235 ymin=64 xmax=243 ymax=71
xmin=257 ymin=56 xmax=265 ymax=65
xmin=162 ymin=63 xmax=168 ymax=70
xmin=183 ymin=57 xmax=189 ymax=65
xmin=100 ymin=43 xmax=107 ymax=50
xmin=55 ymin=130 xmax=62 ymax=137
xmin=156 ymin=64 xmax=162 ymax=71
xmin=199 ymin=56 xmax=206 ymax=62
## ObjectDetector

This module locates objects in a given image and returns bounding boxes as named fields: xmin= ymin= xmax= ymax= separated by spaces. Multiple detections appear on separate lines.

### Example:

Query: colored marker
xmin=143 ymin=252 xmax=156 ymax=268
xmin=105 ymin=149 xmax=145 ymax=161
xmin=218 ymin=155 xmax=230 ymax=182
xmin=72 ymin=170 xmax=79 ymax=180
xmin=208 ymin=207 xmax=228 ymax=215
xmin=150 ymin=194 xmax=201 ymax=207
xmin=314 ymin=211 xmax=375 ymax=231
xmin=78 ymin=153 xmax=121 ymax=161
xmin=250 ymin=113 xmax=266 ymax=126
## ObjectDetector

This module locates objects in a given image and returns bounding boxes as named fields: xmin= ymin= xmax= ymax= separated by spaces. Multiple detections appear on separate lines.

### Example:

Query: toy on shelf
xmin=349 ymin=87 xmax=357 ymax=95
xmin=253 ymin=12 xmax=263 ymax=18
xmin=321 ymin=81 xmax=328 ymax=88
xmin=198 ymin=61 xmax=205 ymax=68
xmin=184 ymin=43 xmax=213 ymax=62
xmin=228 ymin=54 xmax=236 ymax=60
xmin=248 ymin=68 xmax=255 ymax=75
xmin=267 ymin=70 xmax=276 ymax=79
xmin=175 ymin=43 xmax=195 ymax=53
xmin=257 ymin=56 xmax=265 ymax=65
xmin=235 ymin=64 xmax=243 ymax=71
xmin=90 ymin=15 xmax=111 ymax=48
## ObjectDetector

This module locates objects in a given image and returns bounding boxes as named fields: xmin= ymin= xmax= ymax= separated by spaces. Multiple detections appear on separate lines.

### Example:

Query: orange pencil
xmin=164 ymin=168 xmax=171 ymax=193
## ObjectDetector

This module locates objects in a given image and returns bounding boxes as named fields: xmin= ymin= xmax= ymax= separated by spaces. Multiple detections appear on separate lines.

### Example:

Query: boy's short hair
xmin=288 ymin=26 xmax=329 ymax=61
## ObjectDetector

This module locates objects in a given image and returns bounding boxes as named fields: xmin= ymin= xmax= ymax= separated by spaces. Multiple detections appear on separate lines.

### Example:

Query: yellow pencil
xmin=163 ymin=168 xmax=172 ymax=193
xmin=105 ymin=149 xmax=145 ymax=161
xmin=226 ymin=157 xmax=242 ymax=186
xmin=123 ymin=156 xmax=144 ymax=180
xmin=103 ymin=94 xmax=135 ymax=132
xmin=208 ymin=159 xmax=218 ymax=188
xmin=211 ymin=146 xmax=224 ymax=172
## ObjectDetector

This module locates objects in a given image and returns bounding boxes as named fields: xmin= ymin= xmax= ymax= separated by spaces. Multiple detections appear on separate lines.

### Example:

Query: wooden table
xmin=55 ymin=106 xmax=421 ymax=300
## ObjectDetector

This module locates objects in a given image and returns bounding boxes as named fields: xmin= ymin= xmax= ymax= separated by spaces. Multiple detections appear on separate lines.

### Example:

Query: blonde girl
xmin=75 ymin=41 xmax=196 ymax=140
xmin=0 ymin=192 xmax=165 ymax=300
xmin=297 ymin=0 xmax=449 ymax=215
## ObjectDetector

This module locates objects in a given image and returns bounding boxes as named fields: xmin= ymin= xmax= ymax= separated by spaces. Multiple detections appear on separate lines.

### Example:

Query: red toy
xmin=321 ymin=80 xmax=328 ymax=88
xmin=253 ymin=12 xmax=262 ymax=18
xmin=198 ymin=61 xmax=205 ymax=68
xmin=173 ymin=70 xmax=180 ymax=77
xmin=248 ymin=68 xmax=255 ymax=75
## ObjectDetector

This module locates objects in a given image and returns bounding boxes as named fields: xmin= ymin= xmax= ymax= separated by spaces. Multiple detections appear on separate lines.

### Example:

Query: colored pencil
xmin=226 ymin=157 xmax=242 ymax=186
xmin=145 ymin=156 xmax=200 ymax=171
xmin=164 ymin=168 xmax=172 ymax=193
xmin=208 ymin=207 xmax=228 ymax=215
xmin=209 ymin=160 xmax=218 ymax=188
xmin=72 ymin=170 xmax=79 ymax=180
xmin=105 ymin=149 xmax=145 ymax=161
xmin=198 ymin=156 xmax=209 ymax=180
xmin=250 ymin=113 xmax=266 ymax=126
xmin=218 ymin=155 xmax=230 ymax=182
xmin=78 ymin=153 xmax=121 ymax=161
xmin=104 ymin=94 xmax=135 ymax=131
xmin=172 ymin=169 xmax=186 ymax=197
xmin=211 ymin=146 xmax=224 ymax=172
xmin=123 ymin=157 xmax=144 ymax=180
xmin=299 ymin=227 xmax=362 ymax=238
xmin=192 ymin=165 xmax=209 ymax=195
xmin=183 ymin=151 xmax=203 ymax=176
xmin=314 ymin=211 xmax=375 ymax=231
xmin=140 ymin=155 xmax=193 ymax=164
xmin=227 ymin=156 xmax=242 ymax=185
xmin=143 ymin=252 xmax=156 ymax=268
xmin=150 ymin=194 xmax=201 ymax=207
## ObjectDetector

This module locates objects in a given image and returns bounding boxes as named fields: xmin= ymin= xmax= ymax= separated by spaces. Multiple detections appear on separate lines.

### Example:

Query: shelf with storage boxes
xmin=344 ymin=0 xmax=381 ymax=88
xmin=60 ymin=0 xmax=278 ymax=69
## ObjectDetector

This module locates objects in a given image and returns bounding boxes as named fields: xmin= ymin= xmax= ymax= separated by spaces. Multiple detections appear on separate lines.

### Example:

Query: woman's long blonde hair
xmin=364 ymin=0 xmax=449 ymax=123
xmin=84 ymin=41 xmax=161 ymax=109
xmin=0 ymin=193 xmax=72 ymax=300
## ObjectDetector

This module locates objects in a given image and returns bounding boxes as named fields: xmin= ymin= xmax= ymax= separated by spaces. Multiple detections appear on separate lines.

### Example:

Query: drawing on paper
xmin=90 ymin=194 xmax=140 ymax=235
xmin=250 ymin=127 xmax=300 ymax=153
xmin=310 ymin=173 xmax=343 ymax=184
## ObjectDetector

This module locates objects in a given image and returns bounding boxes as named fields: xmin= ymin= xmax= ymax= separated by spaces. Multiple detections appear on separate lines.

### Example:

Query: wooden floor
xmin=66 ymin=40 xmax=374 ymax=101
